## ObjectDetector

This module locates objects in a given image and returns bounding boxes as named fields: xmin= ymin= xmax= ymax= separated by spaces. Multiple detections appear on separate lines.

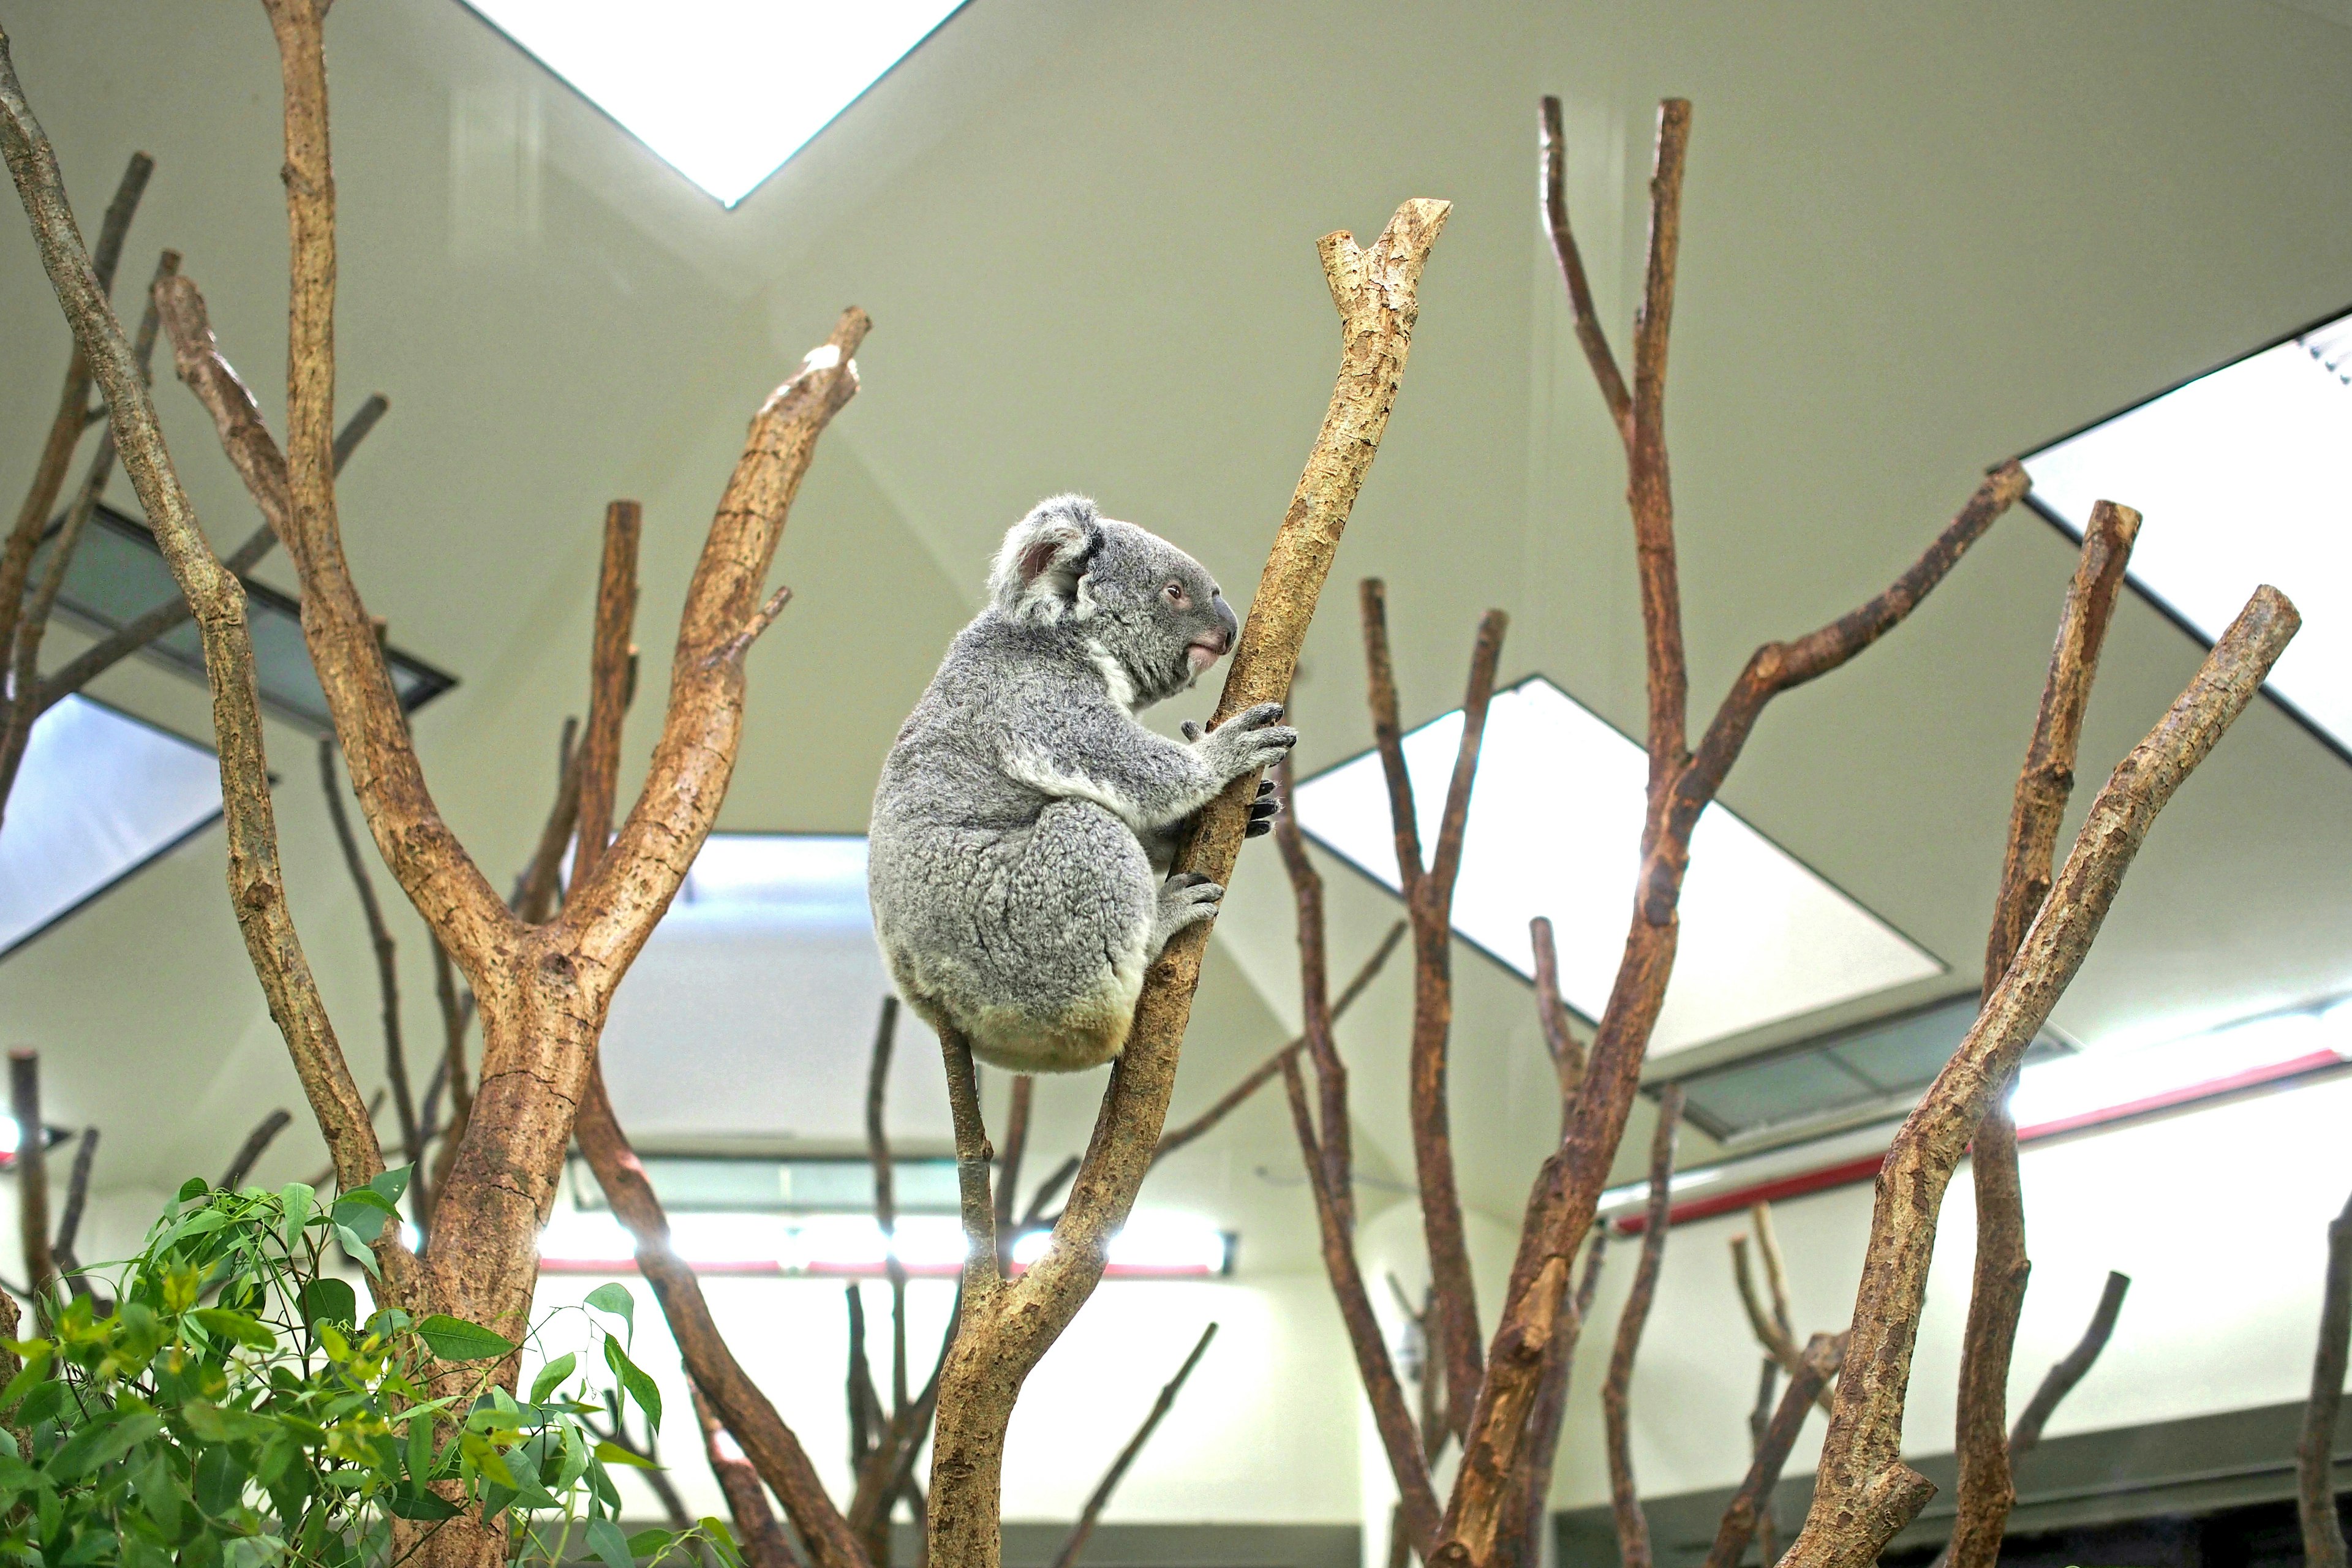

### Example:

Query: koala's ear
xmin=989 ymin=494 xmax=1102 ymax=622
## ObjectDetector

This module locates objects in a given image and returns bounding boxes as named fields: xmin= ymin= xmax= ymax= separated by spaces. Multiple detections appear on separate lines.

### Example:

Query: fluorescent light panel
xmin=463 ymin=1 xmax=964 ymax=206
xmin=2010 ymin=995 xmax=2352 ymax=1133
xmin=1293 ymin=677 xmax=1942 ymax=1055
xmin=2022 ymin=307 xmax=2352 ymax=756
xmin=0 ymin=695 xmax=222 ymax=956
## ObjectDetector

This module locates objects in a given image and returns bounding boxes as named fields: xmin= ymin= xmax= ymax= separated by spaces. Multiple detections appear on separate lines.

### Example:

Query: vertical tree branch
xmin=866 ymin=998 xmax=911 ymax=1415
xmin=927 ymin=197 xmax=1448 ymax=1568
xmin=0 ymin=247 xmax=175 ymax=813
xmin=573 ymin=500 xmax=641 ymax=879
xmin=1273 ymin=761 xmax=1351 ymax=1230
xmin=1359 ymin=589 xmax=1509 ymax=1438
xmin=1529 ymin=918 xmax=1586 ymax=1101
xmin=1048 ymin=1323 xmax=1219 ymax=1568
xmin=1627 ymin=99 xmax=1691 ymax=788
xmin=1749 ymin=1360 xmax=1784 ymax=1568
xmin=1947 ymin=502 xmax=2138 ymax=1568
xmin=1602 ymin=1088 xmax=1682 ymax=1568
xmin=992 ymin=1075 xmax=1033 ymax=1276
xmin=1506 ymin=1232 xmax=1608 ymax=1568
xmin=2011 ymin=1271 xmax=2129 ymax=1454
xmin=1284 ymin=1055 xmax=1446 ymax=1557
xmin=320 ymin=736 xmax=421 ymax=1172
xmin=1784 ymin=588 xmax=2297 ymax=1568
xmin=8 ymin=1054 xmax=52 ymax=1306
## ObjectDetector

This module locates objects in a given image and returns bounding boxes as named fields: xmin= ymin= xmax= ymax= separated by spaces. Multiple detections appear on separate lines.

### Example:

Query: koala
xmin=867 ymin=496 xmax=1297 ymax=1074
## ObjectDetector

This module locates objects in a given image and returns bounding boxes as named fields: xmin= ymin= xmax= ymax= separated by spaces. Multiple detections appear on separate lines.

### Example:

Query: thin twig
xmin=1539 ymin=96 xmax=1631 ymax=445
xmin=1273 ymin=757 xmax=1351 ymax=1232
xmin=30 ymin=393 xmax=388 ymax=716
xmin=1603 ymin=1088 xmax=1682 ymax=1568
xmin=1149 ymin=919 xmax=1405 ymax=1166
xmin=1049 ymin=1322 xmax=1219 ymax=1568
xmin=2011 ymin=1271 xmax=2130 ymax=1454
xmin=1705 ymin=1334 xmax=1844 ymax=1568
xmin=320 ymin=736 xmax=421 ymax=1172
xmin=221 ymin=1109 xmax=295 ymax=1190
xmin=1529 ymin=918 xmax=1586 ymax=1101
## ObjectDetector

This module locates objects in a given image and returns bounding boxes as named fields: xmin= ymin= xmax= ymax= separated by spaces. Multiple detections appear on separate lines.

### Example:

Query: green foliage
xmin=0 ymin=1175 xmax=737 ymax=1568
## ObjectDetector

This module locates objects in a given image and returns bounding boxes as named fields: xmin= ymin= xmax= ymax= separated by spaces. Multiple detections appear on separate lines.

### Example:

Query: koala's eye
xmin=1163 ymin=581 xmax=1190 ymax=609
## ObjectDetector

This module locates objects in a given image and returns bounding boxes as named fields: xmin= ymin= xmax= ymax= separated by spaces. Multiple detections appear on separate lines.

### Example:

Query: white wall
xmin=1542 ymin=1071 xmax=2352 ymax=1512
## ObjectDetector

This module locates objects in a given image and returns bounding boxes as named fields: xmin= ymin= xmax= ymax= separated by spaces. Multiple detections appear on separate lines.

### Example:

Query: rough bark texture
xmin=1947 ymin=500 xmax=2139 ymax=1568
xmin=925 ymin=196 xmax=1449 ymax=1568
xmin=1602 ymin=1090 xmax=1682 ymax=1568
xmin=1782 ymin=587 xmax=2298 ymax=1568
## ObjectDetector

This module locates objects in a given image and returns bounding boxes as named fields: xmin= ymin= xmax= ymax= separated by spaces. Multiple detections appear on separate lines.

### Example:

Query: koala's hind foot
xmin=1148 ymin=871 xmax=1224 ymax=960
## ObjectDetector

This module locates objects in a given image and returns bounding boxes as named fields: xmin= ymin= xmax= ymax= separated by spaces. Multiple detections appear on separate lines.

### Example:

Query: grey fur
xmin=868 ymin=495 xmax=1295 ymax=1072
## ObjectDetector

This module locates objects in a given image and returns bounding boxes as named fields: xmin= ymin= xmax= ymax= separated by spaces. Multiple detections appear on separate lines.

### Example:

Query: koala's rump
xmin=870 ymin=799 xmax=1154 ymax=1073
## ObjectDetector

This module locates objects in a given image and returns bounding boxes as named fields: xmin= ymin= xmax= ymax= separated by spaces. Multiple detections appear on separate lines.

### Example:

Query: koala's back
xmin=869 ymin=618 xmax=1157 ymax=1071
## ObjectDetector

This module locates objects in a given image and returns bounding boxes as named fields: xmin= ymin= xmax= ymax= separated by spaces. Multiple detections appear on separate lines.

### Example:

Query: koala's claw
xmin=1180 ymin=720 xmax=1203 ymax=743
xmin=1245 ymin=776 xmax=1280 ymax=839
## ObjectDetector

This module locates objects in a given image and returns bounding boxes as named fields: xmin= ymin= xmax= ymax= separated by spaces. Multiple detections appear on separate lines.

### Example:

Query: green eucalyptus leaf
xmin=385 ymin=1487 xmax=459 ymax=1521
xmin=591 ymin=1440 xmax=660 ymax=1471
xmin=582 ymin=1282 xmax=635 ymax=1331
xmin=333 ymin=1223 xmax=383 ymax=1278
xmin=279 ymin=1183 xmax=315 ymax=1239
xmin=178 ymin=1178 xmax=209 ymax=1203
xmin=370 ymin=1165 xmax=413 ymax=1204
xmin=189 ymin=1309 xmax=276 ymax=1350
xmin=300 ymin=1277 xmax=358 ymax=1328
xmin=602 ymin=1338 xmax=663 ymax=1433
xmin=47 ymin=1411 xmax=164 ymax=1481
xmin=417 ymin=1314 xmax=517 ymax=1363
xmin=530 ymin=1351 xmax=576 ymax=1404
xmin=627 ymin=1530 xmax=674 ymax=1556
xmin=701 ymin=1517 xmax=747 ymax=1568
xmin=330 ymin=1188 xmax=396 ymax=1218
xmin=586 ymin=1516 xmax=636 ymax=1568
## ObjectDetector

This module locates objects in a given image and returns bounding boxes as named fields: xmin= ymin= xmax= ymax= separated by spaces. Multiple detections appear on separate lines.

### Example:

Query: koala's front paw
xmin=1199 ymin=702 xmax=1298 ymax=783
xmin=1148 ymin=870 xmax=1225 ymax=959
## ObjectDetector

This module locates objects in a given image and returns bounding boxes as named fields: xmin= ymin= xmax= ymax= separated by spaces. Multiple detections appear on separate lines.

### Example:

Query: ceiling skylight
xmin=2022 ymin=307 xmax=2352 ymax=756
xmin=461 ymin=1 xmax=965 ymax=206
xmin=599 ymin=834 xmax=948 ymax=1145
xmin=1293 ymin=677 xmax=1943 ymax=1056
xmin=0 ymin=696 xmax=222 ymax=957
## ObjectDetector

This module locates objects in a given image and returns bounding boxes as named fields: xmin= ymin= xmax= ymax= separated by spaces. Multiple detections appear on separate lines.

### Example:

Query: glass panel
xmin=0 ymin=695 xmax=221 ymax=956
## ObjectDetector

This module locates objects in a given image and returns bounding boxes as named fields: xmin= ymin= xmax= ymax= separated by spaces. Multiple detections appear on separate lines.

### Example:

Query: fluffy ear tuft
xmin=989 ymin=494 xmax=1102 ymax=621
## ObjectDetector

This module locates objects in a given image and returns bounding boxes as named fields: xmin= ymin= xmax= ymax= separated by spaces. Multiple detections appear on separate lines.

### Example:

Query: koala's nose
xmin=1210 ymin=594 xmax=1238 ymax=652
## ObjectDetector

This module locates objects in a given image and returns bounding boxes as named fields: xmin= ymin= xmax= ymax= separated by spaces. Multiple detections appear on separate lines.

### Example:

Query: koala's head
xmin=986 ymin=494 xmax=1239 ymax=707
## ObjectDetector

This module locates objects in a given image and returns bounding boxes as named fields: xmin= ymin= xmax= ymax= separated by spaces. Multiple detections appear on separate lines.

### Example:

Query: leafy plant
xmin=0 ymin=1174 xmax=740 ymax=1568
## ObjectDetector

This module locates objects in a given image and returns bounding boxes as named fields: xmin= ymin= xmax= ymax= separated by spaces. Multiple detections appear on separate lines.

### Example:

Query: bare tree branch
xmin=30 ymin=392 xmax=388 ymax=715
xmin=0 ymin=148 xmax=149 ymax=810
xmin=2302 ymin=1197 xmax=2352 ymax=1568
xmin=1538 ymin=96 xmax=1629 ymax=444
xmin=927 ymin=197 xmax=1449 ymax=1568
xmin=1049 ymin=1322 xmax=1219 ymax=1568
xmin=1784 ymin=587 xmax=2298 ymax=1568
xmin=221 ymin=1109 xmax=295 ymax=1190
xmin=1149 ymin=919 xmax=1405 ymax=1167
xmin=1948 ymin=500 xmax=2139 ymax=1568
xmin=1705 ymin=1333 xmax=1843 ymax=1568
xmin=698 ymin=1386 xmax=805 ymax=1568
xmin=320 ymin=736 xmax=421 ymax=1175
